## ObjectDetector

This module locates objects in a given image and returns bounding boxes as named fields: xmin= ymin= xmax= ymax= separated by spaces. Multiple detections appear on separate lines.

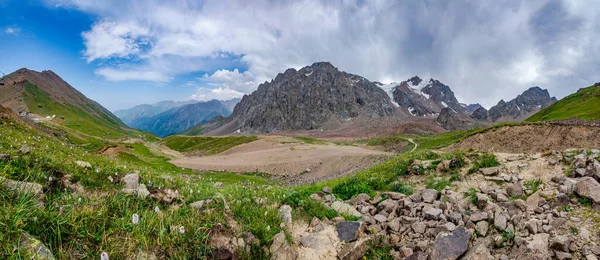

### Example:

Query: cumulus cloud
xmin=190 ymin=87 xmax=245 ymax=102
xmin=48 ymin=0 xmax=600 ymax=106
xmin=96 ymin=67 xmax=171 ymax=82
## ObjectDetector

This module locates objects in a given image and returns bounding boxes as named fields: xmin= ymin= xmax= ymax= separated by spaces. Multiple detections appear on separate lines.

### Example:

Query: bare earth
xmin=170 ymin=135 xmax=391 ymax=184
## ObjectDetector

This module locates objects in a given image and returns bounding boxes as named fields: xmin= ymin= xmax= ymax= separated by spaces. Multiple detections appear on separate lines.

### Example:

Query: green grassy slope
xmin=161 ymin=135 xmax=257 ymax=155
xmin=526 ymin=85 xmax=600 ymax=122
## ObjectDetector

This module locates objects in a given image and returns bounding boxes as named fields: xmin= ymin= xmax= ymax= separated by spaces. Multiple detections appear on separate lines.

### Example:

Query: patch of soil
xmin=170 ymin=135 xmax=391 ymax=184
xmin=451 ymin=125 xmax=600 ymax=153
xmin=97 ymin=145 xmax=133 ymax=158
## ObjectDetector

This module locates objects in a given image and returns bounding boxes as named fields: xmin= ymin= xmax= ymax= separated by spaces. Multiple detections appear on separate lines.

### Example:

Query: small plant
xmin=496 ymin=229 xmax=515 ymax=248
xmin=426 ymin=175 xmax=451 ymax=191
xmin=465 ymin=188 xmax=478 ymax=206
xmin=390 ymin=181 xmax=414 ymax=195
xmin=524 ymin=179 xmax=542 ymax=194
xmin=562 ymin=205 xmax=572 ymax=212
xmin=579 ymin=196 xmax=593 ymax=207
xmin=332 ymin=177 xmax=372 ymax=200
xmin=449 ymin=170 xmax=462 ymax=182
xmin=468 ymin=153 xmax=500 ymax=174
xmin=341 ymin=213 xmax=362 ymax=221
xmin=570 ymin=227 xmax=579 ymax=234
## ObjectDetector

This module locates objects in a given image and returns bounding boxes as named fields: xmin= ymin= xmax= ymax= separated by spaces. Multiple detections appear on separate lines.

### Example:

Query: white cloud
xmin=4 ymin=26 xmax=20 ymax=35
xmin=190 ymin=87 xmax=245 ymax=101
xmin=95 ymin=67 xmax=171 ymax=82
xmin=48 ymin=0 xmax=600 ymax=107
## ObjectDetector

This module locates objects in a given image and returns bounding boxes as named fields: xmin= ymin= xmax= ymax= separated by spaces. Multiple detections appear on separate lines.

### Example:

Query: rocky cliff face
xmin=390 ymin=76 xmax=466 ymax=117
xmin=484 ymin=87 xmax=557 ymax=122
xmin=436 ymin=107 xmax=479 ymax=131
xmin=228 ymin=62 xmax=399 ymax=133
xmin=464 ymin=103 xmax=482 ymax=114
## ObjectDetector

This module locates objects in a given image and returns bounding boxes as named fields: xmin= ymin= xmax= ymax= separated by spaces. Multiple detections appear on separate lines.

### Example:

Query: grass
xmin=425 ymin=175 xmax=451 ymax=191
xmin=468 ymin=153 xmax=500 ymax=174
xmin=294 ymin=136 xmax=328 ymax=144
xmin=161 ymin=135 xmax=257 ymax=155
xmin=527 ymin=84 xmax=600 ymax=122
xmin=465 ymin=188 xmax=479 ymax=206
xmin=524 ymin=179 xmax=542 ymax=194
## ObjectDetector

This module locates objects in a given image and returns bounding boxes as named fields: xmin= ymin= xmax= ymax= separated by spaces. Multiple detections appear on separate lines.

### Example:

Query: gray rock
xmin=278 ymin=205 xmax=292 ymax=227
xmin=0 ymin=176 xmax=44 ymax=199
xmin=338 ymin=236 xmax=371 ymax=260
xmin=331 ymin=201 xmax=362 ymax=218
xmin=270 ymin=231 xmax=298 ymax=260
xmin=322 ymin=186 xmax=332 ymax=194
xmin=373 ymin=214 xmax=387 ymax=223
xmin=190 ymin=200 xmax=206 ymax=209
xmin=19 ymin=233 xmax=55 ymax=259
xmin=18 ymin=144 xmax=30 ymax=155
xmin=424 ymin=208 xmax=443 ymax=220
xmin=462 ymin=238 xmax=494 ymax=260
xmin=431 ymin=226 xmax=471 ymax=260
xmin=411 ymin=222 xmax=427 ymax=234
xmin=75 ymin=160 xmax=91 ymax=168
xmin=122 ymin=173 xmax=140 ymax=190
xmin=137 ymin=184 xmax=150 ymax=199
xmin=300 ymin=232 xmax=334 ymax=250
xmin=526 ymin=233 xmax=550 ymax=260
xmin=421 ymin=189 xmax=439 ymax=203
xmin=555 ymin=251 xmax=573 ymax=260
xmin=550 ymin=194 xmax=570 ymax=208
xmin=479 ymin=167 xmax=500 ymax=176
xmin=506 ymin=182 xmax=524 ymax=198
xmin=475 ymin=221 xmax=489 ymax=236
xmin=448 ymin=212 xmax=462 ymax=225
xmin=469 ymin=211 xmax=488 ymax=223
xmin=476 ymin=193 xmax=490 ymax=208
xmin=337 ymin=221 xmax=363 ymax=242
xmin=213 ymin=182 xmax=224 ymax=188
xmin=494 ymin=213 xmax=508 ymax=230
xmin=405 ymin=251 xmax=428 ymax=260
xmin=550 ymin=235 xmax=571 ymax=252
xmin=576 ymin=177 xmax=600 ymax=203
xmin=0 ymin=154 xmax=10 ymax=161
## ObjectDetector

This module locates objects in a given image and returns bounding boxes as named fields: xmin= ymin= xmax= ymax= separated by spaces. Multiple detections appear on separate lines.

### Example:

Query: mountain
xmin=219 ymin=98 xmax=241 ymax=112
xmin=218 ymin=62 xmax=399 ymax=133
xmin=130 ymin=99 xmax=231 ymax=137
xmin=436 ymin=107 xmax=480 ymax=131
xmin=383 ymin=76 xmax=466 ymax=117
xmin=527 ymin=83 xmax=600 ymax=122
xmin=114 ymin=100 xmax=197 ymax=125
xmin=464 ymin=103 xmax=482 ymax=114
xmin=0 ymin=68 xmax=130 ymax=139
xmin=474 ymin=87 xmax=557 ymax=122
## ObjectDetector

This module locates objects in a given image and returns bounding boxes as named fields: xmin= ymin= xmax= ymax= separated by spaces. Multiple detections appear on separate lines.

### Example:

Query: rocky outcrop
xmin=436 ymin=107 xmax=478 ymax=131
xmin=480 ymin=87 xmax=556 ymax=122
xmin=226 ymin=62 xmax=399 ymax=133
xmin=391 ymin=76 xmax=466 ymax=117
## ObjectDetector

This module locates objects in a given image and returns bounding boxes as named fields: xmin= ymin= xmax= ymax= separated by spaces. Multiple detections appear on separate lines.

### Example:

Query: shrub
xmin=390 ymin=182 xmax=414 ymax=195
xmin=468 ymin=153 xmax=500 ymax=174
xmin=333 ymin=178 xmax=372 ymax=200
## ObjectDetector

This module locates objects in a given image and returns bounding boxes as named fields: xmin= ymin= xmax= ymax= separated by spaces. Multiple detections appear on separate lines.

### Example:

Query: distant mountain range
xmin=115 ymin=98 xmax=240 ymax=137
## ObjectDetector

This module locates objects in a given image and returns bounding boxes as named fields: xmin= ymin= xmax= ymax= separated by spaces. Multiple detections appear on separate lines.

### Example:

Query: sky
xmin=1 ymin=0 xmax=599 ymax=112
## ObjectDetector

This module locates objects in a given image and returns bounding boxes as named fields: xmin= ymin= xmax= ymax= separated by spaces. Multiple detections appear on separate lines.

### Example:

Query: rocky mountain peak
xmin=481 ymin=87 xmax=556 ymax=122
xmin=391 ymin=76 xmax=466 ymax=117
xmin=408 ymin=76 xmax=423 ymax=86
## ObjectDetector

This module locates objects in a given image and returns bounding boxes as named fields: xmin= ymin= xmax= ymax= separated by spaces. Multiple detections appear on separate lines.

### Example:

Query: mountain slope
xmin=0 ymin=68 xmax=130 ymax=139
xmin=526 ymin=83 xmax=600 ymax=122
xmin=222 ymin=62 xmax=399 ymax=133
xmin=114 ymin=100 xmax=197 ymax=125
xmin=482 ymin=87 xmax=557 ymax=122
xmin=130 ymin=100 xmax=231 ymax=137
xmin=385 ymin=76 xmax=466 ymax=117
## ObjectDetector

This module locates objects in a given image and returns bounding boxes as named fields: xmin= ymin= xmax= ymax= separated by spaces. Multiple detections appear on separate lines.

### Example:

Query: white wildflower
xmin=266 ymin=225 xmax=271 ymax=231
xmin=264 ymin=211 xmax=268 ymax=216
xmin=179 ymin=226 xmax=185 ymax=234
xmin=154 ymin=206 xmax=160 ymax=213
xmin=101 ymin=252 xmax=109 ymax=260
xmin=108 ymin=176 xmax=114 ymax=183
xmin=78 ymin=197 xmax=82 ymax=203
xmin=132 ymin=214 xmax=139 ymax=224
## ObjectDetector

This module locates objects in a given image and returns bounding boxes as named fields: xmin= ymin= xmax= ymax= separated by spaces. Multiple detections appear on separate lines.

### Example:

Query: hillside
xmin=0 ymin=68 xmax=136 ymax=140
xmin=130 ymin=100 xmax=232 ymax=137
xmin=526 ymin=83 xmax=600 ymax=122
xmin=114 ymin=100 xmax=197 ymax=125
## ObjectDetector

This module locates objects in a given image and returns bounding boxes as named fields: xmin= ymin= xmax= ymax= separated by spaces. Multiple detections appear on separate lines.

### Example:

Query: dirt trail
xmin=407 ymin=138 xmax=417 ymax=152
xmin=170 ymin=135 xmax=391 ymax=184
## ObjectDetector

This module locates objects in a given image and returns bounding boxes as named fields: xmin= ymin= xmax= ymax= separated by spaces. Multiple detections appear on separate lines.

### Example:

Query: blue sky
xmin=1 ymin=0 xmax=599 ymax=111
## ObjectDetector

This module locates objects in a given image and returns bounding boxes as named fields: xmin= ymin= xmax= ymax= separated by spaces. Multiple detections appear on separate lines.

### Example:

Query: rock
xmin=331 ymin=201 xmax=362 ymax=218
xmin=462 ymin=238 xmax=494 ymax=260
xmin=137 ymin=184 xmax=150 ymax=199
xmin=322 ymin=186 xmax=332 ymax=194
xmin=190 ymin=200 xmax=206 ymax=209
xmin=475 ymin=221 xmax=489 ymax=236
xmin=469 ymin=211 xmax=488 ymax=223
xmin=550 ymin=235 xmax=571 ymax=252
xmin=576 ymin=177 xmax=600 ymax=203
xmin=526 ymin=233 xmax=550 ymax=260
xmin=494 ymin=213 xmax=507 ymax=230
xmin=412 ymin=222 xmax=427 ymax=234
xmin=421 ymin=189 xmax=439 ymax=203
xmin=270 ymin=231 xmax=298 ymax=260
xmin=0 ymin=154 xmax=10 ymax=161
xmin=278 ymin=205 xmax=292 ymax=227
xmin=424 ymin=208 xmax=443 ymax=220
xmin=18 ymin=144 xmax=30 ymax=154
xmin=479 ymin=167 xmax=500 ymax=176
xmin=550 ymin=194 xmax=570 ymax=208
xmin=431 ymin=226 xmax=471 ymax=260
xmin=373 ymin=214 xmax=387 ymax=223
xmin=213 ymin=182 xmax=224 ymax=188
xmin=122 ymin=173 xmax=140 ymax=190
xmin=19 ymin=233 xmax=55 ymax=259
xmin=405 ymin=252 xmax=429 ymax=260
xmin=448 ymin=212 xmax=462 ymax=225
xmin=75 ymin=160 xmax=91 ymax=168
xmin=336 ymin=221 xmax=363 ymax=242
xmin=506 ymin=182 xmax=523 ymax=198
xmin=383 ymin=191 xmax=406 ymax=200
xmin=353 ymin=193 xmax=371 ymax=205
xmin=476 ymin=193 xmax=489 ymax=208
xmin=338 ymin=236 xmax=371 ymax=260
xmin=555 ymin=251 xmax=573 ymax=260
xmin=300 ymin=232 xmax=334 ymax=250
xmin=0 ymin=176 xmax=44 ymax=199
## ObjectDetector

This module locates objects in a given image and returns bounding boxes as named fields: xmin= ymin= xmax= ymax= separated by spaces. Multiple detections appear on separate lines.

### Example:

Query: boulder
xmin=421 ymin=189 xmax=439 ymax=203
xmin=18 ymin=144 xmax=30 ymax=155
xmin=506 ymin=182 xmax=523 ymax=198
xmin=475 ymin=221 xmax=489 ymax=236
xmin=322 ymin=186 xmax=333 ymax=194
xmin=431 ymin=226 xmax=471 ymax=260
xmin=525 ymin=233 xmax=550 ymax=260
xmin=469 ymin=211 xmax=488 ymax=223
xmin=479 ymin=167 xmax=500 ymax=176
xmin=424 ymin=208 xmax=443 ymax=220
xmin=122 ymin=173 xmax=140 ymax=190
xmin=19 ymin=233 xmax=55 ymax=259
xmin=338 ymin=236 xmax=371 ymax=260
xmin=75 ymin=161 xmax=92 ymax=168
xmin=270 ymin=231 xmax=298 ymax=260
xmin=0 ymin=154 xmax=10 ymax=161
xmin=300 ymin=232 xmax=334 ymax=250
xmin=405 ymin=251 xmax=429 ymax=260
xmin=550 ymin=194 xmax=570 ymax=208
xmin=190 ymin=200 xmax=206 ymax=209
xmin=278 ymin=205 xmax=292 ymax=227
xmin=0 ymin=176 xmax=44 ymax=199
xmin=462 ymin=238 xmax=494 ymax=260
xmin=336 ymin=221 xmax=363 ymax=242
xmin=550 ymin=235 xmax=571 ymax=252
xmin=137 ymin=184 xmax=150 ymax=199
xmin=576 ymin=177 xmax=600 ymax=203
xmin=331 ymin=201 xmax=362 ymax=218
